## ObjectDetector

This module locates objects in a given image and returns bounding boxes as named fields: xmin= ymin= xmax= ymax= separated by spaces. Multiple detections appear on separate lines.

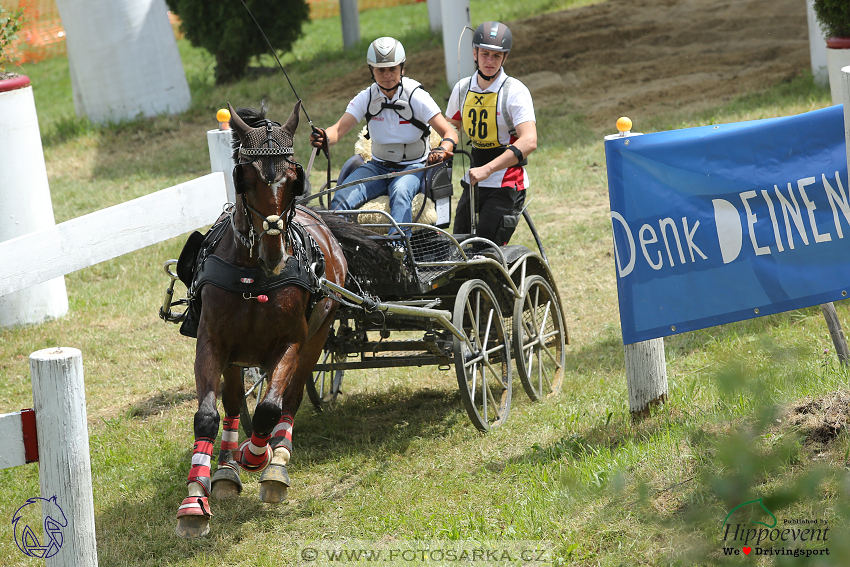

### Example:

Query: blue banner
xmin=605 ymin=104 xmax=850 ymax=344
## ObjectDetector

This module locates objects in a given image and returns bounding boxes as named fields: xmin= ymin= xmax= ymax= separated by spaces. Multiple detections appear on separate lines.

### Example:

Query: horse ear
xmin=228 ymin=103 xmax=251 ymax=139
xmin=283 ymin=100 xmax=301 ymax=135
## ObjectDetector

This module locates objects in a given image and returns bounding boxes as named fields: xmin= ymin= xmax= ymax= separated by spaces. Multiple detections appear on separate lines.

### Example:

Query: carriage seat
xmin=336 ymin=154 xmax=453 ymax=232
xmin=333 ymin=125 xmax=455 ymax=232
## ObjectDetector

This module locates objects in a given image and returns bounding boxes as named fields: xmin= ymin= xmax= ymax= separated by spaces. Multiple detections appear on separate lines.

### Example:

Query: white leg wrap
xmin=271 ymin=446 xmax=290 ymax=466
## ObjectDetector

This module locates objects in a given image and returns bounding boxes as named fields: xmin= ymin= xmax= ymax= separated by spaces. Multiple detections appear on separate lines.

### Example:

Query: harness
xmin=364 ymin=78 xmax=430 ymax=163
xmin=177 ymin=206 xmax=326 ymax=338
xmin=457 ymin=75 xmax=528 ymax=168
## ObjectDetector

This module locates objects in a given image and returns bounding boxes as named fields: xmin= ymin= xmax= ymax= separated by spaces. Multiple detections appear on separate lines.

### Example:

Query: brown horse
xmin=175 ymin=101 xmax=348 ymax=538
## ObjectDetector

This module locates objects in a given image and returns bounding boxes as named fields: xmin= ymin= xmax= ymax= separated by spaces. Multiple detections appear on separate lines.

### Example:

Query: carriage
xmin=158 ymin=102 xmax=567 ymax=537
xmin=218 ymin=148 xmax=567 ymax=434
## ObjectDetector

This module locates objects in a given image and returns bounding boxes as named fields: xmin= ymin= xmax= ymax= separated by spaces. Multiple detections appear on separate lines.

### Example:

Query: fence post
xmin=624 ymin=338 xmax=668 ymax=418
xmin=427 ymin=0 xmax=442 ymax=33
xmin=339 ymin=0 xmax=361 ymax=51
xmin=30 ymin=347 xmax=98 ymax=567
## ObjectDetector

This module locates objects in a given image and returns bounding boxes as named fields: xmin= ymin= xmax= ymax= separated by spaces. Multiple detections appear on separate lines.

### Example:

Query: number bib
xmin=462 ymin=90 xmax=499 ymax=149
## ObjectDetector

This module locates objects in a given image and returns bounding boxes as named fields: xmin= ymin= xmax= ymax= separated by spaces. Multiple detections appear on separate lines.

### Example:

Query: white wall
xmin=55 ymin=0 xmax=191 ymax=124
xmin=807 ymin=0 xmax=829 ymax=88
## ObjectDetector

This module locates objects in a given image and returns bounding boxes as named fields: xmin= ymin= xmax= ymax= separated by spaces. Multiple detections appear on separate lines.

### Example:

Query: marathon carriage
xmin=212 ymin=146 xmax=567 ymax=433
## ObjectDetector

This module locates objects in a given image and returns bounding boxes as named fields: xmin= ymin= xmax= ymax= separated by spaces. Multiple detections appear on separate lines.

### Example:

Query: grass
xmin=2 ymin=1 xmax=850 ymax=566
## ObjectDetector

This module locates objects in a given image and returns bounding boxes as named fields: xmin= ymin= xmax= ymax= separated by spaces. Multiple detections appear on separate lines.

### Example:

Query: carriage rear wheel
xmin=512 ymin=275 xmax=566 ymax=401
xmin=305 ymin=348 xmax=345 ymax=410
xmin=452 ymin=279 xmax=512 ymax=432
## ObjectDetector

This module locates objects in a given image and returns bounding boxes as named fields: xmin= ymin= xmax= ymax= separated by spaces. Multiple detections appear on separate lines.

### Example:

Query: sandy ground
xmin=325 ymin=0 xmax=811 ymax=127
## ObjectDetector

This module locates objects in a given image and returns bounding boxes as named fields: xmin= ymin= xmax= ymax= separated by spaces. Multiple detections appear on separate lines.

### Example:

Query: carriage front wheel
xmin=512 ymin=275 xmax=566 ymax=401
xmin=305 ymin=350 xmax=345 ymax=410
xmin=452 ymin=279 xmax=512 ymax=432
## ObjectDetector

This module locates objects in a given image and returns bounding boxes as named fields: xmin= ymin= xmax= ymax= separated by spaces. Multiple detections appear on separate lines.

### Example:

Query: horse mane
xmin=314 ymin=210 xmax=404 ymax=287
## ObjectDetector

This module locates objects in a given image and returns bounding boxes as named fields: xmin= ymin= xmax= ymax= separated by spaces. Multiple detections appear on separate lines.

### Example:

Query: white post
xmin=29 ymin=347 xmax=98 ymax=567
xmin=339 ymin=0 xmax=360 ymax=51
xmin=207 ymin=129 xmax=236 ymax=204
xmin=806 ymin=0 xmax=829 ymax=88
xmin=624 ymin=339 xmax=668 ymax=417
xmin=427 ymin=0 xmax=442 ymax=33
xmin=440 ymin=0 xmax=474 ymax=91
xmin=0 ymin=77 xmax=69 ymax=328
xmin=54 ymin=0 xmax=190 ymax=124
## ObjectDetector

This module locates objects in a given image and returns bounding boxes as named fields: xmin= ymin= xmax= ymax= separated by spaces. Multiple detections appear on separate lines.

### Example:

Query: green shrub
xmin=164 ymin=0 xmax=310 ymax=84
xmin=814 ymin=0 xmax=850 ymax=39
xmin=0 ymin=6 xmax=25 ymax=73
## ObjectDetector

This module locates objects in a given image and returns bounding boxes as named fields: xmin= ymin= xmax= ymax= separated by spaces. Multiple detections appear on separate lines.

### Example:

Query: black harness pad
xmin=179 ymin=220 xmax=324 ymax=338
xmin=194 ymin=254 xmax=315 ymax=296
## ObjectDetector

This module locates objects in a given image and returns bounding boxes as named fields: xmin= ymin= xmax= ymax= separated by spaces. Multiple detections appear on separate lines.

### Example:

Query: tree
xmin=0 ymin=6 xmax=25 ymax=75
xmin=165 ymin=0 xmax=310 ymax=84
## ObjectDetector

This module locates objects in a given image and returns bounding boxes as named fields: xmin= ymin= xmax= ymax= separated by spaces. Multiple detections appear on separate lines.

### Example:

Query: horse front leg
xmin=176 ymin=343 xmax=224 ymax=539
xmin=210 ymin=366 xmax=244 ymax=499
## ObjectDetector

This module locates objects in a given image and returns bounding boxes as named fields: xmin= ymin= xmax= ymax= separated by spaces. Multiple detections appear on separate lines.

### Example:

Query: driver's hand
xmin=468 ymin=166 xmax=490 ymax=185
xmin=310 ymin=127 xmax=327 ymax=149
xmin=427 ymin=147 xmax=452 ymax=165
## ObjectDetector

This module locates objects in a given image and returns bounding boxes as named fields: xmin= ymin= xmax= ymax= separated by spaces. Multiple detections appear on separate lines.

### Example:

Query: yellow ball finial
xmin=216 ymin=108 xmax=231 ymax=123
xmin=616 ymin=116 xmax=632 ymax=133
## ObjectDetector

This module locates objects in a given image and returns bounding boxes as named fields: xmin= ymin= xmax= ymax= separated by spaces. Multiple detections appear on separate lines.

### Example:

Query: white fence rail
xmin=0 ymin=172 xmax=226 ymax=297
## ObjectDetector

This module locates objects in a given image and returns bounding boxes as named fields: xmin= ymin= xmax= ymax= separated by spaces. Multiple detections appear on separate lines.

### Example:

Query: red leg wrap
xmin=218 ymin=415 xmax=240 ymax=466
xmin=187 ymin=437 xmax=214 ymax=495
xmin=236 ymin=432 xmax=272 ymax=472
xmin=269 ymin=412 xmax=294 ymax=455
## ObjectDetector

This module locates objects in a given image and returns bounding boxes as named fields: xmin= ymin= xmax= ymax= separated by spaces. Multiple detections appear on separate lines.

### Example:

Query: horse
xmin=175 ymin=101 xmax=350 ymax=539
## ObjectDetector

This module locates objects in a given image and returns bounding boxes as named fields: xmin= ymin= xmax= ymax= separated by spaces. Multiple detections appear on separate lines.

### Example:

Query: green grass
xmin=3 ymin=1 xmax=850 ymax=566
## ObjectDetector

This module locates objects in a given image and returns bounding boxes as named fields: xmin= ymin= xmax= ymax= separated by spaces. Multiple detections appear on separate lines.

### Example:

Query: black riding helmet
xmin=472 ymin=21 xmax=512 ymax=53
xmin=472 ymin=22 xmax=512 ymax=81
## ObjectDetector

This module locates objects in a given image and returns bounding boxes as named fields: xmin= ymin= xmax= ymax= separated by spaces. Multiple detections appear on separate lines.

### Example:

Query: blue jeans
xmin=331 ymin=160 xmax=424 ymax=233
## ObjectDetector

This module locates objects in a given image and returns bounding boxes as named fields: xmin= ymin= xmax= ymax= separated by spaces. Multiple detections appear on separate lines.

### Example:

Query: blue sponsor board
xmin=605 ymin=104 xmax=850 ymax=344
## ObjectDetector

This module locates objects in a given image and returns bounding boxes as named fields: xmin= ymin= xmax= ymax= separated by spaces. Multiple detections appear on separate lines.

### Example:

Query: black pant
xmin=453 ymin=182 xmax=525 ymax=246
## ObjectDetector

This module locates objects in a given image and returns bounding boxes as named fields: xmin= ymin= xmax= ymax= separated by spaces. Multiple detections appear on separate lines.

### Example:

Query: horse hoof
xmin=258 ymin=464 xmax=290 ymax=503
xmin=176 ymin=515 xmax=210 ymax=539
xmin=211 ymin=466 xmax=243 ymax=499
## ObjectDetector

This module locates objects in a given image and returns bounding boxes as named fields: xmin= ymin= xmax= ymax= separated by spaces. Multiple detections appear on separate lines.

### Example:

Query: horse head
xmin=229 ymin=101 xmax=304 ymax=276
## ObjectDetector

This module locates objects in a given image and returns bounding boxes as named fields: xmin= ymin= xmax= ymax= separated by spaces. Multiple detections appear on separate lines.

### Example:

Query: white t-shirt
xmin=447 ymin=69 xmax=535 ymax=188
xmin=345 ymin=77 xmax=442 ymax=165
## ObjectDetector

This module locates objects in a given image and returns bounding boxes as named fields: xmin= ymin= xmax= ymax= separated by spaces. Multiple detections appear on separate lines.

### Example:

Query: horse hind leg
xmin=210 ymin=415 xmax=243 ymax=499
xmin=259 ymin=412 xmax=294 ymax=503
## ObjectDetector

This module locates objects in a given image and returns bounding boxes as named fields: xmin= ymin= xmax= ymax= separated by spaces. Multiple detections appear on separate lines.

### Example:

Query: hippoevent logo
xmin=11 ymin=495 xmax=67 ymax=559
xmin=720 ymin=498 xmax=830 ymax=558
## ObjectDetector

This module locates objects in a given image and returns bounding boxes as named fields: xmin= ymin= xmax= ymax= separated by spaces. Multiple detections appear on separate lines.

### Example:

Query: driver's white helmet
xmin=367 ymin=37 xmax=406 ymax=68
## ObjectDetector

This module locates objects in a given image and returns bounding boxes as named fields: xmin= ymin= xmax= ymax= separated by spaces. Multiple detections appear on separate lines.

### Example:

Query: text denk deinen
xmin=611 ymin=172 xmax=850 ymax=277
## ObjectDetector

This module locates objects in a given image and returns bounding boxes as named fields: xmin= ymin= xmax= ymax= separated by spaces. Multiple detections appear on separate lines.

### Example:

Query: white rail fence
xmin=0 ymin=172 xmax=226 ymax=565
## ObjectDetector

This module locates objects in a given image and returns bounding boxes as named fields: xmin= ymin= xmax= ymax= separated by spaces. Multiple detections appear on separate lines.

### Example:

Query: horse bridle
xmin=232 ymin=119 xmax=303 ymax=257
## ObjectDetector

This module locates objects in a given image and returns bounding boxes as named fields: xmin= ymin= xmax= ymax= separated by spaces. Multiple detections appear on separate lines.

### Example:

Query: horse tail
xmin=314 ymin=210 xmax=403 ymax=287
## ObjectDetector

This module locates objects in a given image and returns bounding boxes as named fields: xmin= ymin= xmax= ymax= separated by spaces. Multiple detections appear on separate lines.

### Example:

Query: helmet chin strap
xmin=477 ymin=68 xmax=498 ymax=81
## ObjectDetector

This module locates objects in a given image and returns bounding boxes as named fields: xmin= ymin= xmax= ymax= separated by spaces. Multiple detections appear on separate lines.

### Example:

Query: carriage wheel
xmin=452 ymin=279 xmax=512 ymax=432
xmin=513 ymin=275 xmax=566 ymax=401
xmin=305 ymin=332 xmax=345 ymax=410
xmin=240 ymin=367 xmax=267 ymax=438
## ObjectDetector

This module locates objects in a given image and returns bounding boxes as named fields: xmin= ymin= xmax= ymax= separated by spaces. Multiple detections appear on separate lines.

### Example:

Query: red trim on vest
xmin=502 ymin=166 xmax=525 ymax=190
xmin=0 ymin=75 xmax=31 ymax=93
xmin=21 ymin=408 xmax=38 ymax=463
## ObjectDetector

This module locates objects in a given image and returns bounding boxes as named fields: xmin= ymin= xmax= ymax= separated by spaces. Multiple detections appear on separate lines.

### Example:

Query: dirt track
xmin=329 ymin=0 xmax=811 ymax=127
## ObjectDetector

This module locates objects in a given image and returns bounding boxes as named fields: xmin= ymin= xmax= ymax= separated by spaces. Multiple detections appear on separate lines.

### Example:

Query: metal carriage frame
xmin=243 ymin=209 xmax=569 ymax=432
